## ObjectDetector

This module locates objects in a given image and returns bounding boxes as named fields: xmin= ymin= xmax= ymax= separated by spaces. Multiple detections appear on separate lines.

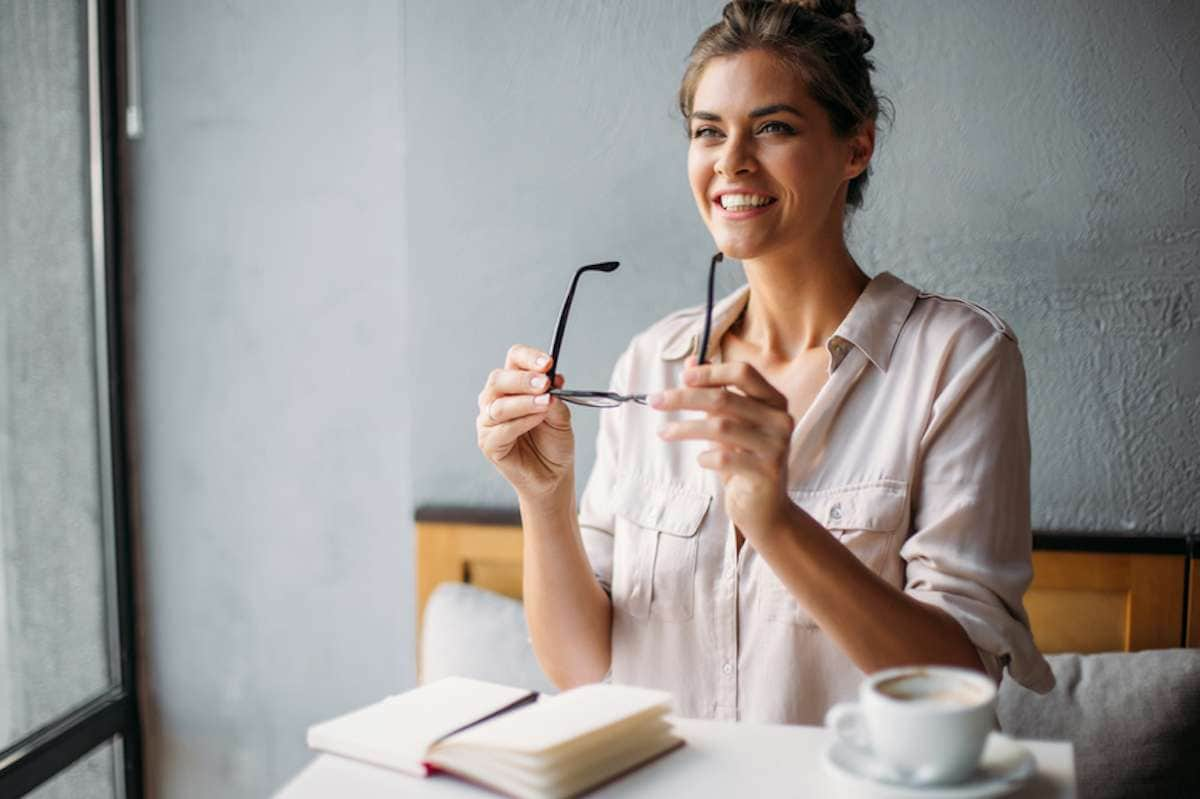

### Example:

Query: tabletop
xmin=274 ymin=716 xmax=1075 ymax=798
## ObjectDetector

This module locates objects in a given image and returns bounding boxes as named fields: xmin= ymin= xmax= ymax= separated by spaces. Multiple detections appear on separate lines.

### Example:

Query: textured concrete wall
xmin=132 ymin=1 xmax=410 ymax=797
xmin=409 ymin=0 xmax=1200 ymax=535
xmin=0 ymin=4 xmax=114 ymax=797
xmin=857 ymin=0 xmax=1200 ymax=534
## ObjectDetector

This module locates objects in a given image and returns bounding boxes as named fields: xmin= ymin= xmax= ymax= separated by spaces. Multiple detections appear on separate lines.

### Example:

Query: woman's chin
xmin=711 ymin=236 xmax=768 ymax=262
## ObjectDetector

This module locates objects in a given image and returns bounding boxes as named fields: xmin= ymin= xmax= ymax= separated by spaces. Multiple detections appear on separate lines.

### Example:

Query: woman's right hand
xmin=476 ymin=344 xmax=575 ymax=499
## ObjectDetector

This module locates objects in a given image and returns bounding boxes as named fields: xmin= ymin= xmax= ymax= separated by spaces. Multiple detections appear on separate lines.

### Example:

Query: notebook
xmin=306 ymin=676 xmax=682 ymax=799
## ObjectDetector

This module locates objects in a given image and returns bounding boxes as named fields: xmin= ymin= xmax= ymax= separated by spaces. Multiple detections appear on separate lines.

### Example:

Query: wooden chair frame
xmin=415 ymin=509 xmax=1200 ymax=656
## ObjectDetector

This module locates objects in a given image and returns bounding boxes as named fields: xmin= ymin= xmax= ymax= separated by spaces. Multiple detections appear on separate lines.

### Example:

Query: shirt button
xmin=829 ymin=502 xmax=843 ymax=522
xmin=723 ymin=663 xmax=733 ymax=675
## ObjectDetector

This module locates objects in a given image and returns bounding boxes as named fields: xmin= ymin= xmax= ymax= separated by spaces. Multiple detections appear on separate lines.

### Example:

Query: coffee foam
xmin=874 ymin=672 xmax=989 ymax=707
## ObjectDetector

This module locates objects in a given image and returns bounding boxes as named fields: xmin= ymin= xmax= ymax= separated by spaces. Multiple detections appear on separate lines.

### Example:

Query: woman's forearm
xmin=757 ymin=503 xmax=985 ymax=675
xmin=519 ymin=473 xmax=612 ymax=688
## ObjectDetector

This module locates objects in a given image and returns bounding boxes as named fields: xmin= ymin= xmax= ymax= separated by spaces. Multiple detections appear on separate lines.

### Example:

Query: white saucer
xmin=822 ymin=732 xmax=1037 ymax=798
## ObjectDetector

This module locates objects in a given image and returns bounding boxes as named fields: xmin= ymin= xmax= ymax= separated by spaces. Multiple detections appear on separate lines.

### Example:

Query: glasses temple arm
xmin=545 ymin=273 xmax=582 ymax=386
xmin=546 ymin=261 xmax=620 ymax=385
xmin=696 ymin=251 xmax=724 ymax=366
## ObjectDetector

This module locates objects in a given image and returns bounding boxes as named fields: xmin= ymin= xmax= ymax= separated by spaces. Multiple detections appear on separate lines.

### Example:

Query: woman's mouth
xmin=713 ymin=193 xmax=778 ymax=219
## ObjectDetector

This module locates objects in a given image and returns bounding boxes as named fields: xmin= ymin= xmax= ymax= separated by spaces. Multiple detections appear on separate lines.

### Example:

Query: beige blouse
xmin=577 ymin=271 xmax=1054 ymax=725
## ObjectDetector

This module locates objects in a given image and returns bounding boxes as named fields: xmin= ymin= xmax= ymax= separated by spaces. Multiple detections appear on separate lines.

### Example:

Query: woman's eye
xmin=758 ymin=121 xmax=795 ymax=135
xmin=691 ymin=122 xmax=793 ymax=139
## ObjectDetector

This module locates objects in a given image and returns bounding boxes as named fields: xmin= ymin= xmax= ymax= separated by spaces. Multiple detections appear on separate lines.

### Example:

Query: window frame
xmin=0 ymin=0 xmax=143 ymax=795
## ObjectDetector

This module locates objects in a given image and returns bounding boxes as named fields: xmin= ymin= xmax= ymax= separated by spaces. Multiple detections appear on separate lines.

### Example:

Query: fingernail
xmin=531 ymin=375 xmax=547 ymax=389
xmin=535 ymin=355 xmax=550 ymax=368
xmin=534 ymin=394 xmax=550 ymax=406
xmin=657 ymin=424 xmax=673 ymax=437
xmin=648 ymin=392 xmax=664 ymax=407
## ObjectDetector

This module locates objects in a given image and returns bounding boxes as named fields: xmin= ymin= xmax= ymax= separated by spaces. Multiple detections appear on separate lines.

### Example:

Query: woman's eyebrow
xmin=690 ymin=104 xmax=807 ymax=122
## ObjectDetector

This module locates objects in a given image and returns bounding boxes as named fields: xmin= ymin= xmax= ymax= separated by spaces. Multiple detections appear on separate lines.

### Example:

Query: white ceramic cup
xmin=824 ymin=665 xmax=997 ymax=785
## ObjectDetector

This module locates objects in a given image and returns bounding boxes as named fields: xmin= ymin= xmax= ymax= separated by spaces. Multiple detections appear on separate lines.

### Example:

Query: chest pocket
xmin=756 ymin=481 xmax=909 ymax=627
xmin=611 ymin=476 xmax=711 ymax=623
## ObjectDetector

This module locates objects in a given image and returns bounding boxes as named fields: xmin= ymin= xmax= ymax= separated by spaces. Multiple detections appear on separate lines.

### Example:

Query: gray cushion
xmin=420 ymin=582 xmax=556 ymax=694
xmin=997 ymin=649 xmax=1200 ymax=799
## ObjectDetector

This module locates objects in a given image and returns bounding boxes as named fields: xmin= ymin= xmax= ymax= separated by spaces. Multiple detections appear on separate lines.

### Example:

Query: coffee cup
xmin=824 ymin=665 xmax=997 ymax=785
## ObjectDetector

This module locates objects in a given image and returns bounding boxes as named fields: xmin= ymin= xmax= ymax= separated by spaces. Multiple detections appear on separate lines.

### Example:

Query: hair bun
xmin=779 ymin=0 xmax=873 ymax=56
xmin=778 ymin=0 xmax=857 ymax=18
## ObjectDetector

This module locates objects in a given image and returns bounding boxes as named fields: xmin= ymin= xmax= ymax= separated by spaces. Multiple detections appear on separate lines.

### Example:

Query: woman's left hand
xmin=650 ymin=355 xmax=796 ymax=544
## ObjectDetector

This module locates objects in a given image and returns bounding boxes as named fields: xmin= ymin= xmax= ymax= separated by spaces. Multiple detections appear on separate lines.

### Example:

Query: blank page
xmin=306 ymin=676 xmax=535 ymax=776
xmin=436 ymin=683 xmax=672 ymax=756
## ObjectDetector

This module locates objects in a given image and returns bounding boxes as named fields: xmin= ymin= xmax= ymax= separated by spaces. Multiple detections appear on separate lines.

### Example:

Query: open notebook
xmin=306 ymin=676 xmax=682 ymax=799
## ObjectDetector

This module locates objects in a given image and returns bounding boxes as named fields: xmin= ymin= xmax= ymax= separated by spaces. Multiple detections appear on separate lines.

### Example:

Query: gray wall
xmin=132 ymin=1 xmax=409 ymax=797
xmin=409 ymin=0 xmax=1200 ymax=535
xmin=408 ymin=0 xmax=725 ymax=509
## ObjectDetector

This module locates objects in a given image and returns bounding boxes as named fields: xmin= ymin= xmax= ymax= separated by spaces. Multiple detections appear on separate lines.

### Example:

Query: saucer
xmin=822 ymin=732 xmax=1036 ymax=798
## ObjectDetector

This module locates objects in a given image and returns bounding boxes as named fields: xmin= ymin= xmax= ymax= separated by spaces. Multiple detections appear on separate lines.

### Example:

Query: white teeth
xmin=720 ymin=193 xmax=774 ymax=210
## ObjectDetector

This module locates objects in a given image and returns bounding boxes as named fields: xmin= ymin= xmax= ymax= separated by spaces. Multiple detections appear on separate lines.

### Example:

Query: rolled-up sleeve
xmin=577 ymin=348 xmax=633 ymax=597
xmin=900 ymin=329 xmax=1055 ymax=693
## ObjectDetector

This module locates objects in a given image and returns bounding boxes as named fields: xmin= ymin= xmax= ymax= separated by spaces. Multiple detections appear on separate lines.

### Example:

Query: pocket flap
xmin=788 ymin=481 xmax=908 ymax=532
xmin=614 ymin=476 xmax=711 ymax=537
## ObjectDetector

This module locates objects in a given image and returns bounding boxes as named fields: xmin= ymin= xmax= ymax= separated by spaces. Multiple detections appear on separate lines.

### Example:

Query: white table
xmin=275 ymin=717 xmax=1075 ymax=798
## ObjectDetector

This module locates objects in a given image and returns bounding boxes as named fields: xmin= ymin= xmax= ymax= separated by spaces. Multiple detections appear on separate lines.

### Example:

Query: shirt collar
xmin=659 ymin=283 xmax=752 ymax=362
xmin=658 ymin=271 xmax=918 ymax=372
xmin=831 ymin=271 xmax=919 ymax=372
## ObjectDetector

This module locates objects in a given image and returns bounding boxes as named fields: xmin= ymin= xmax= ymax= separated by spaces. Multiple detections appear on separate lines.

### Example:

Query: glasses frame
xmin=547 ymin=252 xmax=724 ymax=408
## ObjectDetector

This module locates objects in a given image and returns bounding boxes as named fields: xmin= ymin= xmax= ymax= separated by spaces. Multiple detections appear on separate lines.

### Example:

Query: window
xmin=0 ymin=0 xmax=141 ymax=795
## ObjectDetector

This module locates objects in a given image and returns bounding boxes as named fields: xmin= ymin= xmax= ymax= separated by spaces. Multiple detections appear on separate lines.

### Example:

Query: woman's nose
xmin=715 ymin=135 xmax=757 ymax=177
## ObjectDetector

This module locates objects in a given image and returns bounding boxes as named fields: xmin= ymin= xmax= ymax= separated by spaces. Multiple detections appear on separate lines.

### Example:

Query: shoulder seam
xmin=915 ymin=290 xmax=1016 ymax=342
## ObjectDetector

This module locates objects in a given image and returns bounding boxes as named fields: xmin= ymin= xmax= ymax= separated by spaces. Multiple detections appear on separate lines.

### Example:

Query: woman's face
xmin=686 ymin=49 xmax=871 ymax=262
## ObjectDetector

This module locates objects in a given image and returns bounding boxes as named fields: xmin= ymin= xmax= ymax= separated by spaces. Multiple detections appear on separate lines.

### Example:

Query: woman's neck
xmin=733 ymin=239 xmax=869 ymax=365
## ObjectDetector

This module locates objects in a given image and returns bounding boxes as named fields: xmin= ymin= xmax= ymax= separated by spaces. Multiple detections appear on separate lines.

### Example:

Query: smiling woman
xmin=680 ymin=0 xmax=887 ymax=215
xmin=686 ymin=48 xmax=868 ymax=263
xmin=474 ymin=0 xmax=1054 ymax=726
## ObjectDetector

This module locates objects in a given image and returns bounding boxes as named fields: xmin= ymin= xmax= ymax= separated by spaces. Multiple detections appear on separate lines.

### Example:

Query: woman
xmin=475 ymin=0 xmax=1053 ymax=725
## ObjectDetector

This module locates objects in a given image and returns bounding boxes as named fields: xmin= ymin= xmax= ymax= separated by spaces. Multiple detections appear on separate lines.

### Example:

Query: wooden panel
xmin=464 ymin=560 xmax=523 ymax=601
xmin=1127 ymin=555 xmax=1187 ymax=651
xmin=1028 ymin=551 xmax=1186 ymax=653
xmin=414 ymin=517 xmax=1194 ymax=658
xmin=415 ymin=521 xmax=524 ymax=626
xmin=1025 ymin=588 xmax=1127 ymax=653
xmin=1188 ymin=558 xmax=1200 ymax=647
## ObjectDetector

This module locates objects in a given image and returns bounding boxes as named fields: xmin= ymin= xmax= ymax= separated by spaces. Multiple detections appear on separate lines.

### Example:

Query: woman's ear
xmin=844 ymin=119 xmax=876 ymax=180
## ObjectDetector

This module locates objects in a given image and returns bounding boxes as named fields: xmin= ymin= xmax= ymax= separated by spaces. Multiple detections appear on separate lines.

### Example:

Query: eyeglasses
xmin=547 ymin=252 xmax=725 ymax=408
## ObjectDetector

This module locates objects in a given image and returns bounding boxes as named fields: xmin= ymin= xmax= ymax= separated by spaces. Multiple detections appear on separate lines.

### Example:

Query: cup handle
xmin=825 ymin=703 xmax=944 ymax=786
xmin=824 ymin=702 xmax=871 ymax=752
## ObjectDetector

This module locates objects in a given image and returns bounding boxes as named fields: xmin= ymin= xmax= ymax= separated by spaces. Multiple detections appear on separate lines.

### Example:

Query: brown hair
xmin=679 ymin=0 xmax=892 ymax=212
